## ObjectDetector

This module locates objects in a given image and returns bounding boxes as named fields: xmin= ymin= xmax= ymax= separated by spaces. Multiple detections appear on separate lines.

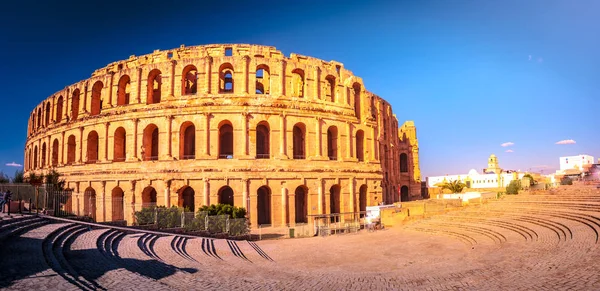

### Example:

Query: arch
xmin=142 ymin=186 xmax=158 ymax=207
xmin=91 ymin=81 xmax=103 ymax=116
xmin=83 ymin=187 xmax=97 ymax=220
xmin=179 ymin=122 xmax=195 ymax=159
xmin=37 ymin=108 xmax=42 ymax=128
xmin=33 ymin=145 xmax=38 ymax=169
xmin=147 ymin=69 xmax=162 ymax=104
xmin=291 ymin=69 xmax=304 ymax=98
xmin=218 ymin=186 xmax=234 ymax=206
xmin=294 ymin=186 xmax=308 ymax=223
xmin=114 ymin=127 xmax=126 ymax=162
xmin=359 ymin=184 xmax=368 ymax=213
xmin=219 ymin=63 xmax=234 ymax=93
xmin=111 ymin=187 xmax=124 ymax=221
xmin=41 ymin=142 xmax=47 ymax=168
xmin=353 ymin=83 xmax=361 ymax=119
xmin=218 ymin=122 xmax=233 ymax=159
xmin=256 ymin=65 xmax=270 ymax=94
xmin=178 ymin=186 xmax=195 ymax=212
xmin=293 ymin=123 xmax=306 ymax=159
xmin=400 ymin=153 xmax=408 ymax=173
xmin=356 ymin=130 xmax=365 ymax=162
xmin=256 ymin=122 xmax=270 ymax=159
xmin=56 ymin=96 xmax=64 ymax=123
xmin=51 ymin=139 xmax=59 ymax=167
xmin=257 ymin=186 xmax=271 ymax=225
xmin=45 ymin=102 xmax=51 ymax=126
xmin=86 ymin=131 xmax=99 ymax=163
xmin=401 ymin=186 xmax=409 ymax=202
xmin=117 ymin=75 xmax=131 ymax=105
xmin=325 ymin=75 xmax=336 ymax=102
xmin=329 ymin=185 xmax=341 ymax=220
xmin=71 ymin=89 xmax=80 ymax=120
xmin=67 ymin=135 xmax=76 ymax=165
xmin=143 ymin=124 xmax=159 ymax=161
xmin=182 ymin=65 xmax=198 ymax=95
xmin=327 ymin=126 xmax=338 ymax=160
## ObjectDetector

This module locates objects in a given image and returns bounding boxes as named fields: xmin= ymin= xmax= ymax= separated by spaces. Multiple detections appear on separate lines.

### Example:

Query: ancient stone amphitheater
xmin=23 ymin=44 xmax=421 ymax=226
xmin=2 ymin=184 xmax=599 ymax=290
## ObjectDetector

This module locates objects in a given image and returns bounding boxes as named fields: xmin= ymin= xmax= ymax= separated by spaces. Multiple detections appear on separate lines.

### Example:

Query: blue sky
xmin=1 ymin=0 xmax=598 ymax=179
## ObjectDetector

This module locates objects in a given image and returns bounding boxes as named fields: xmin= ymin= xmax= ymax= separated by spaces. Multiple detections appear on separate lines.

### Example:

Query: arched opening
xmin=147 ymin=69 xmax=162 ymax=104
xmin=256 ymin=65 xmax=270 ymax=94
xmin=182 ymin=65 xmax=198 ymax=95
xmin=356 ymin=130 xmax=364 ymax=162
xmin=142 ymin=186 xmax=158 ymax=207
xmin=45 ymin=103 xmax=51 ymax=126
xmin=327 ymin=126 xmax=338 ymax=160
xmin=294 ymin=186 xmax=308 ymax=223
xmin=180 ymin=122 xmax=195 ymax=160
xmin=359 ymin=184 xmax=368 ymax=213
xmin=219 ymin=63 xmax=234 ymax=93
xmin=256 ymin=123 xmax=270 ymax=159
xmin=291 ymin=69 xmax=304 ymax=98
xmin=325 ymin=75 xmax=336 ymax=102
xmin=41 ymin=143 xmax=47 ymax=168
xmin=117 ymin=75 xmax=131 ymax=105
xmin=56 ymin=96 xmax=63 ymax=123
xmin=91 ymin=81 xmax=103 ymax=116
xmin=114 ymin=127 xmax=126 ymax=162
xmin=143 ymin=124 xmax=159 ymax=161
xmin=71 ymin=89 xmax=80 ymax=120
xmin=218 ymin=186 xmax=234 ymax=206
xmin=111 ymin=187 xmax=124 ymax=221
xmin=293 ymin=124 xmax=305 ymax=159
xmin=401 ymin=186 xmax=409 ymax=202
xmin=37 ymin=108 xmax=42 ymax=128
xmin=219 ymin=123 xmax=233 ymax=159
xmin=33 ymin=145 xmax=38 ymax=169
xmin=257 ymin=186 xmax=271 ymax=225
xmin=179 ymin=187 xmax=195 ymax=212
xmin=353 ymin=83 xmax=361 ymax=119
xmin=84 ymin=187 xmax=96 ymax=220
xmin=400 ymin=153 xmax=408 ymax=172
xmin=86 ymin=131 xmax=99 ymax=163
xmin=329 ymin=185 xmax=341 ymax=222
xmin=51 ymin=139 xmax=59 ymax=167
xmin=67 ymin=135 xmax=76 ymax=165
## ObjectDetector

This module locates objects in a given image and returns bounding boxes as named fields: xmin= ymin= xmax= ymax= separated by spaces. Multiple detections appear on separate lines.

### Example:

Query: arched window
xmin=45 ymin=103 xmax=51 ymax=126
xmin=359 ymin=184 xmax=368 ymax=212
xmin=256 ymin=65 xmax=270 ymax=94
xmin=218 ymin=186 xmax=234 ymax=206
xmin=51 ymin=139 xmax=59 ymax=167
xmin=257 ymin=186 xmax=271 ymax=225
xmin=91 ymin=81 xmax=103 ymax=116
xmin=111 ymin=187 xmax=124 ymax=221
xmin=294 ymin=186 xmax=308 ymax=223
xmin=325 ymin=75 xmax=336 ymax=102
xmin=33 ymin=145 xmax=38 ymax=169
xmin=147 ymin=69 xmax=162 ymax=104
xmin=327 ymin=126 xmax=338 ymax=161
xmin=142 ymin=186 xmax=158 ymax=208
xmin=291 ymin=69 xmax=304 ymax=98
xmin=401 ymin=186 xmax=409 ymax=202
xmin=180 ymin=122 xmax=195 ymax=159
xmin=293 ymin=124 xmax=305 ymax=159
xmin=182 ymin=65 xmax=197 ymax=95
xmin=143 ymin=124 xmax=159 ymax=161
xmin=356 ymin=130 xmax=364 ymax=162
xmin=56 ymin=96 xmax=63 ymax=123
xmin=71 ymin=89 xmax=80 ymax=120
xmin=117 ymin=75 xmax=131 ymax=105
xmin=179 ymin=187 xmax=195 ymax=212
xmin=67 ymin=135 xmax=76 ymax=165
xmin=41 ymin=142 xmax=47 ymax=168
xmin=400 ymin=153 xmax=408 ymax=172
xmin=353 ymin=83 xmax=362 ymax=119
xmin=256 ymin=123 xmax=270 ymax=159
xmin=219 ymin=123 xmax=233 ymax=159
xmin=219 ymin=63 xmax=234 ymax=93
xmin=329 ymin=185 xmax=341 ymax=221
xmin=37 ymin=108 xmax=42 ymax=128
xmin=114 ymin=127 xmax=126 ymax=162
xmin=86 ymin=131 xmax=99 ymax=163
xmin=84 ymin=187 xmax=97 ymax=220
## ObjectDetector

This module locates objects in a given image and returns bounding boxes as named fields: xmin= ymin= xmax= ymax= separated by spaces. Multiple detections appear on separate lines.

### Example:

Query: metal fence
xmin=0 ymin=183 xmax=74 ymax=217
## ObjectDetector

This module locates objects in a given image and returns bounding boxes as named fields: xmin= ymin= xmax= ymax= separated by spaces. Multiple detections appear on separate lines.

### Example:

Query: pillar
xmin=279 ymin=113 xmax=286 ymax=158
xmin=100 ymin=181 xmax=106 ymax=222
xmin=204 ymin=56 xmax=212 ymax=94
xmin=371 ymin=125 xmax=378 ymax=161
xmin=346 ymin=121 xmax=352 ymax=159
xmin=204 ymin=113 xmax=211 ymax=156
xmin=103 ymin=122 xmax=110 ymax=162
xmin=166 ymin=115 xmax=173 ymax=158
xmin=314 ymin=67 xmax=321 ymax=100
xmin=203 ymin=178 xmax=209 ymax=206
xmin=136 ymin=68 xmax=142 ymax=104
xmin=241 ymin=113 xmax=249 ymax=156
xmin=78 ymin=127 xmax=84 ymax=163
xmin=108 ymin=72 xmax=114 ymax=107
xmin=61 ymin=131 xmax=65 ymax=165
xmin=281 ymin=185 xmax=287 ymax=226
xmin=242 ymin=56 xmax=249 ymax=94
xmin=242 ymin=179 xmax=249 ymax=212
xmin=164 ymin=180 xmax=171 ymax=207
xmin=288 ymin=189 xmax=296 ymax=226
xmin=279 ymin=59 xmax=286 ymax=96
xmin=131 ymin=118 xmax=139 ymax=161
xmin=315 ymin=117 xmax=322 ymax=158
xmin=318 ymin=178 xmax=324 ymax=214
xmin=170 ymin=60 xmax=176 ymax=97
xmin=348 ymin=177 xmax=355 ymax=214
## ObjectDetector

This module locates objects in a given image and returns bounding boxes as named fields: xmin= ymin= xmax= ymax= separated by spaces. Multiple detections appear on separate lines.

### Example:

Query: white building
xmin=559 ymin=155 xmax=595 ymax=171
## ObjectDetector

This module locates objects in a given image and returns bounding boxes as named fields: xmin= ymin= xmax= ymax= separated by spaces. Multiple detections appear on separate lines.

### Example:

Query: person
xmin=1 ymin=190 xmax=11 ymax=213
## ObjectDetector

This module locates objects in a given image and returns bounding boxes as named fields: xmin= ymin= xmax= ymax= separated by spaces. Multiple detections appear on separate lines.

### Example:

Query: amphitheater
xmin=1 ymin=184 xmax=600 ymax=290
xmin=23 ymin=44 xmax=421 ymax=227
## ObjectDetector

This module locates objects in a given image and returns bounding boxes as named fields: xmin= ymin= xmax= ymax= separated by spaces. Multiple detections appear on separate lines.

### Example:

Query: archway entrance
xmin=218 ymin=186 xmax=234 ymax=206
xmin=84 ymin=187 xmax=96 ymax=221
xmin=294 ymin=186 xmax=308 ymax=223
xmin=111 ymin=187 xmax=124 ymax=221
xmin=359 ymin=184 xmax=367 ymax=213
xmin=142 ymin=186 xmax=158 ymax=207
xmin=329 ymin=185 xmax=341 ymax=223
xmin=401 ymin=186 xmax=409 ymax=202
xmin=257 ymin=186 xmax=271 ymax=225
xmin=179 ymin=187 xmax=195 ymax=212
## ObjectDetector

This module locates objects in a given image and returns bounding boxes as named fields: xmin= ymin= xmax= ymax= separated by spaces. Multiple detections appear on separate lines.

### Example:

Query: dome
xmin=468 ymin=169 xmax=479 ymax=176
xmin=490 ymin=154 xmax=497 ymax=158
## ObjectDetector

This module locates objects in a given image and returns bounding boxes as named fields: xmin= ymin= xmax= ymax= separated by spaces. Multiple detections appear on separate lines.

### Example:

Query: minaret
xmin=484 ymin=154 xmax=501 ymax=174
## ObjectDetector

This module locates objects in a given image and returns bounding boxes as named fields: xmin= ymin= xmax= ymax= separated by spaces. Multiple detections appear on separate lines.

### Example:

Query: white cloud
xmin=5 ymin=162 xmax=22 ymax=167
xmin=505 ymin=149 xmax=514 ymax=153
xmin=501 ymin=142 xmax=514 ymax=147
xmin=555 ymin=139 xmax=576 ymax=145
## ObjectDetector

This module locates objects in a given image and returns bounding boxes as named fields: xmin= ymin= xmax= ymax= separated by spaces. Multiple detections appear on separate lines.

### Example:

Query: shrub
xmin=198 ymin=204 xmax=247 ymax=219
xmin=506 ymin=180 xmax=521 ymax=195
xmin=560 ymin=177 xmax=573 ymax=185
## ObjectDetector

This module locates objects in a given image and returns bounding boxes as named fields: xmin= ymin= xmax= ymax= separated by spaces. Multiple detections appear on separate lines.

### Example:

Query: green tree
xmin=0 ymin=171 xmax=9 ymax=184
xmin=506 ymin=180 xmax=521 ymax=194
xmin=12 ymin=169 xmax=24 ymax=183
xmin=44 ymin=169 xmax=66 ymax=191
xmin=439 ymin=180 xmax=466 ymax=194
xmin=522 ymin=174 xmax=536 ymax=186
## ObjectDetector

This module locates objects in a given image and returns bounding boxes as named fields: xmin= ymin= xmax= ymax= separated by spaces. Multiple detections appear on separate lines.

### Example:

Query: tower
xmin=484 ymin=154 xmax=501 ymax=174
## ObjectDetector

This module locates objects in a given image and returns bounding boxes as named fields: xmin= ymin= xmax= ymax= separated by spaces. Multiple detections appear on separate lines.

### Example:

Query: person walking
xmin=0 ymin=190 xmax=10 ymax=213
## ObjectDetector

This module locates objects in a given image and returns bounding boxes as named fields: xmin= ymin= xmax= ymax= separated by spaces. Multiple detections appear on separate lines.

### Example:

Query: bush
xmin=560 ymin=177 xmax=573 ymax=185
xmin=198 ymin=204 xmax=247 ymax=219
xmin=506 ymin=180 xmax=521 ymax=195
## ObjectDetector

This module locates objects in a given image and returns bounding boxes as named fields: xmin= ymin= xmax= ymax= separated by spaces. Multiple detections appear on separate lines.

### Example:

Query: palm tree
xmin=438 ymin=179 xmax=466 ymax=194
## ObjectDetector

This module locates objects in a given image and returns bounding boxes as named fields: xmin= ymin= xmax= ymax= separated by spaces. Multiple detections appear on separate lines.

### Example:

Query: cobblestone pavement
xmin=1 ymin=184 xmax=600 ymax=290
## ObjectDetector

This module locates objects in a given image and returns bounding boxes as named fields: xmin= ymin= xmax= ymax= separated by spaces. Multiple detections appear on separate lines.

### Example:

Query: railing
xmin=181 ymin=155 xmax=195 ymax=160
xmin=255 ymin=153 xmax=270 ymax=159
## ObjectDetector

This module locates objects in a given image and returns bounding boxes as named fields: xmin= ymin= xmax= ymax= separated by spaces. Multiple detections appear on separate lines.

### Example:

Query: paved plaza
xmin=1 ymin=184 xmax=600 ymax=290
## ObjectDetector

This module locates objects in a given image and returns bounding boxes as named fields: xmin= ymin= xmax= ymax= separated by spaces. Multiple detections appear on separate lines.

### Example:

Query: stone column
xmin=318 ymin=178 xmax=324 ymax=214
xmin=348 ymin=177 xmax=355 ymax=214
xmin=281 ymin=185 xmax=287 ymax=226
xmin=241 ymin=113 xmax=249 ymax=156
xmin=136 ymin=68 xmax=142 ymax=104
xmin=61 ymin=131 xmax=65 ymax=165
xmin=315 ymin=117 xmax=322 ymax=158
xmin=78 ymin=127 xmax=84 ymax=163
xmin=279 ymin=59 xmax=286 ymax=96
xmin=129 ymin=180 xmax=137 ymax=223
xmin=242 ymin=56 xmax=249 ymax=94
xmin=203 ymin=113 xmax=211 ymax=156
xmin=288 ymin=190 xmax=296 ymax=227
xmin=51 ymin=96 xmax=56 ymax=124
xmin=314 ymin=67 xmax=321 ymax=101
xmin=131 ymin=118 xmax=139 ymax=161
xmin=100 ymin=181 xmax=106 ymax=222
xmin=170 ymin=60 xmax=176 ymax=97
xmin=166 ymin=115 xmax=173 ymax=159
xmin=242 ymin=179 xmax=249 ymax=213
xmin=64 ymin=88 xmax=69 ymax=121
xmin=371 ymin=126 xmax=378 ymax=161
xmin=204 ymin=56 xmax=212 ymax=94
xmin=203 ymin=178 xmax=210 ymax=206
xmin=346 ymin=121 xmax=352 ymax=159
xmin=47 ymin=136 xmax=51 ymax=167
xmin=164 ymin=180 xmax=171 ymax=207
xmin=108 ymin=72 xmax=114 ymax=107
xmin=279 ymin=113 xmax=286 ymax=158
xmin=103 ymin=122 xmax=110 ymax=162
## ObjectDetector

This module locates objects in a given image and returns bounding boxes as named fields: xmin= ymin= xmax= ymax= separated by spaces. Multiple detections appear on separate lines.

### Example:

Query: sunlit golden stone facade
xmin=23 ymin=44 xmax=421 ymax=227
